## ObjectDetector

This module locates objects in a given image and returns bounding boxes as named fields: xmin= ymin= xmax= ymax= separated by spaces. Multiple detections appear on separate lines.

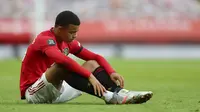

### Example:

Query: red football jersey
xmin=20 ymin=28 xmax=84 ymax=99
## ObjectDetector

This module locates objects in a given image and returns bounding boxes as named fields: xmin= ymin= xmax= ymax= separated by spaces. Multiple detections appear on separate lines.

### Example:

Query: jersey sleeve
xmin=34 ymin=36 xmax=57 ymax=52
xmin=69 ymin=40 xmax=116 ymax=75
xmin=33 ymin=36 xmax=91 ymax=78
xmin=69 ymin=40 xmax=83 ymax=55
xmin=44 ymin=48 xmax=91 ymax=78
xmin=75 ymin=48 xmax=116 ymax=75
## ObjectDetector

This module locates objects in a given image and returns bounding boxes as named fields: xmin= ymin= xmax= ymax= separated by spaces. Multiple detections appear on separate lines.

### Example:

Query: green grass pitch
xmin=0 ymin=59 xmax=200 ymax=112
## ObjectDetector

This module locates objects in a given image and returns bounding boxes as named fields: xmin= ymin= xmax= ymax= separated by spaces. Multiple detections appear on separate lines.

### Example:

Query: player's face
xmin=60 ymin=24 xmax=79 ymax=43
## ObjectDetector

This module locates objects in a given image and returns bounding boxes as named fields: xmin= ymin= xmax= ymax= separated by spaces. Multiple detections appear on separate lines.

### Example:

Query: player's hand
xmin=88 ymin=74 xmax=106 ymax=97
xmin=110 ymin=73 xmax=124 ymax=88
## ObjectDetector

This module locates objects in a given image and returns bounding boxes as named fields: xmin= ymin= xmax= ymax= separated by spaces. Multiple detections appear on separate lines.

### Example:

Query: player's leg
xmin=82 ymin=60 xmax=122 ymax=92
xmin=53 ymin=60 xmax=152 ymax=104
xmin=43 ymin=60 xmax=152 ymax=104
xmin=46 ymin=63 xmax=115 ymax=103
xmin=25 ymin=73 xmax=62 ymax=104
xmin=53 ymin=80 xmax=82 ymax=103
xmin=25 ymin=64 xmax=82 ymax=104
xmin=80 ymin=60 xmax=153 ymax=104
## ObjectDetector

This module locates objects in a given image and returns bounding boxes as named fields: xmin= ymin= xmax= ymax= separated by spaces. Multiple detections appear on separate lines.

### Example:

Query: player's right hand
xmin=88 ymin=74 xmax=106 ymax=97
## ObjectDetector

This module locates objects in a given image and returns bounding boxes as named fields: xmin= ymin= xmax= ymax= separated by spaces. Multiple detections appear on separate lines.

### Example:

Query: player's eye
xmin=69 ymin=30 xmax=78 ymax=33
xmin=69 ymin=32 xmax=77 ymax=35
xmin=70 ymin=31 xmax=77 ymax=34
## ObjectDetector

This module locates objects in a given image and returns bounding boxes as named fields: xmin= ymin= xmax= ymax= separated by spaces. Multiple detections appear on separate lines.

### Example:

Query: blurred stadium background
xmin=0 ymin=0 xmax=200 ymax=59
xmin=0 ymin=1 xmax=200 ymax=111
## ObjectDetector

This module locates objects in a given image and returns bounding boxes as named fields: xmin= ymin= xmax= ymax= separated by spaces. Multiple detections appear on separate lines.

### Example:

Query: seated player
xmin=20 ymin=10 xmax=153 ymax=104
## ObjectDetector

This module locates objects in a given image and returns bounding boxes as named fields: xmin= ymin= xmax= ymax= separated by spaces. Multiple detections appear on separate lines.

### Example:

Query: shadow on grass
xmin=0 ymin=101 xmax=106 ymax=106
xmin=56 ymin=102 xmax=105 ymax=105
xmin=0 ymin=101 xmax=28 ymax=105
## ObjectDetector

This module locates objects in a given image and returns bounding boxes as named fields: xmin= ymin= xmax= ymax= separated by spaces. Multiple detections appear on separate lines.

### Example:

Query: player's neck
xmin=55 ymin=37 xmax=63 ymax=43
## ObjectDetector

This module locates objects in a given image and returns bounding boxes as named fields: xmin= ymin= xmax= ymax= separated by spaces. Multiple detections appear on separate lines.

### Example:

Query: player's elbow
xmin=85 ymin=54 xmax=103 ymax=61
xmin=95 ymin=54 xmax=105 ymax=61
xmin=52 ymin=57 xmax=67 ymax=66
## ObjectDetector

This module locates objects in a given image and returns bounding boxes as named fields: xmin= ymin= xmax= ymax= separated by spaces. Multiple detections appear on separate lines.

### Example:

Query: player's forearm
xmin=45 ymin=48 xmax=91 ymax=78
xmin=95 ymin=55 xmax=116 ymax=75
xmin=77 ymin=48 xmax=115 ymax=75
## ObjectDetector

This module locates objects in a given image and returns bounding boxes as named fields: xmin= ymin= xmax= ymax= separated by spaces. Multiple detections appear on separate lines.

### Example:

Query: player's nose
xmin=73 ymin=34 xmax=77 ymax=39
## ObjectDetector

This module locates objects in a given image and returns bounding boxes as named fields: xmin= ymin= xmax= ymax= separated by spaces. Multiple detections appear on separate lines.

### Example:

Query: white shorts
xmin=25 ymin=73 xmax=82 ymax=104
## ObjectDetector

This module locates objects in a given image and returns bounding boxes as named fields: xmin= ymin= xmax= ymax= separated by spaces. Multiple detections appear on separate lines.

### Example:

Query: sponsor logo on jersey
xmin=63 ymin=48 xmax=69 ymax=56
xmin=47 ymin=39 xmax=56 ymax=46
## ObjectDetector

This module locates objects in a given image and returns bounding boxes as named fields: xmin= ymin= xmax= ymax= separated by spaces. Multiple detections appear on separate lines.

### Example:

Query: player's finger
xmin=99 ymin=85 xmax=104 ymax=96
xmin=97 ymin=85 xmax=101 ymax=97
xmin=93 ymin=84 xmax=97 ymax=95
xmin=120 ymin=76 xmax=124 ymax=88
xmin=102 ymin=85 xmax=106 ymax=93
xmin=118 ymin=76 xmax=123 ymax=88
xmin=112 ymin=79 xmax=118 ymax=86
xmin=100 ymin=84 xmax=106 ymax=96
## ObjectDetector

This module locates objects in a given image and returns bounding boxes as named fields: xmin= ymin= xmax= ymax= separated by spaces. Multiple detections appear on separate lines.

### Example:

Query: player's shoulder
xmin=33 ymin=29 xmax=57 ymax=46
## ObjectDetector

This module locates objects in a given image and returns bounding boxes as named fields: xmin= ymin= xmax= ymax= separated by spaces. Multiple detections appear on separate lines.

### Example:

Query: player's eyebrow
xmin=69 ymin=30 xmax=79 ymax=33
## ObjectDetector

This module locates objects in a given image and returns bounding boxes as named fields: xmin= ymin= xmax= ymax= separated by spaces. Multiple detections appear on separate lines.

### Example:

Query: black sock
xmin=64 ymin=67 xmax=122 ymax=98
xmin=64 ymin=72 xmax=101 ymax=98
xmin=92 ymin=67 xmax=122 ymax=93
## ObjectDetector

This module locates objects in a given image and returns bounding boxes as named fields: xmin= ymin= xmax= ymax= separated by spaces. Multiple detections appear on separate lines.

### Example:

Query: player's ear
xmin=57 ymin=26 xmax=63 ymax=30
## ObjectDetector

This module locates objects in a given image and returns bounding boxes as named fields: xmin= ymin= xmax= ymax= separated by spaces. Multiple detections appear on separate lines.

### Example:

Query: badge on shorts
xmin=47 ymin=39 xmax=56 ymax=46
xmin=63 ymin=48 xmax=69 ymax=56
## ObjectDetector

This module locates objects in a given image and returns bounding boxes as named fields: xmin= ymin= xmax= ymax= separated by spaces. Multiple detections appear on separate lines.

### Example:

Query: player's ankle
xmin=101 ymin=91 xmax=114 ymax=102
xmin=114 ymin=86 xmax=123 ymax=93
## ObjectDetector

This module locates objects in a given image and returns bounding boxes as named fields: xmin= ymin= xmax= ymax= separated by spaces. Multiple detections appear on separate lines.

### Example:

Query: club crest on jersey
xmin=47 ymin=39 xmax=56 ymax=46
xmin=63 ymin=48 xmax=69 ymax=56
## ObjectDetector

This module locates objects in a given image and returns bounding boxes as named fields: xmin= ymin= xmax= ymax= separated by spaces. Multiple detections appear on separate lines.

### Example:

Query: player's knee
xmin=82 ymin=60 xmax=100 ymax=72
xmin=49 ymin=63 xmax=66 ymax=73
xmin=46 ymin=63 xmax=68 ymax=81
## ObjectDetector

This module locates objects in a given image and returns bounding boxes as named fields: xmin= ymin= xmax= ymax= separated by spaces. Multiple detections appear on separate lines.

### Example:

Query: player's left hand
xmin=110 ymin=73 xmax=124 ymax=88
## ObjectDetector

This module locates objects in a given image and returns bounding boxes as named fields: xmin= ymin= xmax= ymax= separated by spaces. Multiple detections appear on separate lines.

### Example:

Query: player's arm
xmin=71 ymin=40 xmax=124 ymax=87
xmin=76 ymin=48 xmax=116 ymax=75
xmin=36 ymin=36 xmax=91 ymax=78
xmin=70 ymin=41 xmax=115 ymax=75
xmin=34 ymin=36 xmax=106 ymax=95
xmin=76 ymin=47 xmax=125 ymax=87
xmin=44 ymin=48 xmax=91 ymax=78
